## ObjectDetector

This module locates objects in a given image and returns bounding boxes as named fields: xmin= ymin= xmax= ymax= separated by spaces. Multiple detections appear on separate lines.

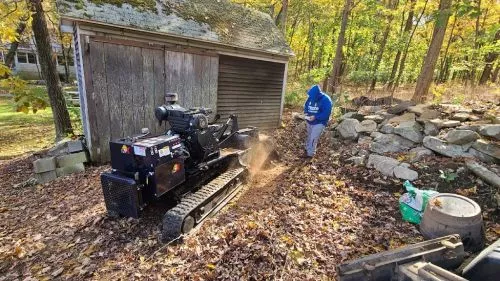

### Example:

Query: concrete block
xmin=35 ymin=170 xmax=57 ymax=184
xmin=67 ymin=140 xmax=84 ymax=153
xmin=56 ymin=163 xmax=85 ymax=177
xmin=33 ymin=157 xmax=56 ymax=173
xmin=56 ymin=152 xmax=88 ymax=168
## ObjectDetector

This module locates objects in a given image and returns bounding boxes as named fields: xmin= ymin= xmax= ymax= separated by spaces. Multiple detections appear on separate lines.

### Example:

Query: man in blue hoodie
xmin=303 ymin=85 xmax=333 ymax=158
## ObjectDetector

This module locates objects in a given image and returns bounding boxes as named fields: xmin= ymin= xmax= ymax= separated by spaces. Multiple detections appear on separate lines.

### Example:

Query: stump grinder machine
xmin=100 ymin=95 xmax=268 ymax=242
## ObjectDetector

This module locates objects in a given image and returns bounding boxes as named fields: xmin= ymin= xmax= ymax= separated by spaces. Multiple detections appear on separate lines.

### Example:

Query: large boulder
xmin=337 ymin=118 xmax=360 ymax=140
xmin=451 ymin=113 xmax=470 ymax=122
xmin=423 ymin=136 xmax=469 ymax=158
xmin=444 ymin=129 xmax=480 ymax=145
xmin=469 ymin=148 xmax=499 ymax=164
xmin=367 ymin=154 xmax=418 ymax=180
xmin=387 ymin=101 xmax=416 ymax=114
xmin=356 ymin=120 xmax=378 ymax=133
xmin=367 ymin=154 xmax=400 ymax=177
xmin=408 ymin=147 xmax=434 ymax=162
xmin=394 ymin=165 xmax=419 ymax=181
xmin=424 ymin=121 xmax=439 ymax=136
xmin=341 ymin=112 xmax=365 ymax=121
xmin=430 ymin=119 xmax=461 ymax=129
xmin=466 ymin=161 xmax=500 ymax=189
xmin=358 ymin=105 xmax=383 ymax=115
xmin=407 ymin=104 xmax=430 ymax=115
xmin=417 ymin=110 xmax=441 ymax=121
xmin=394 ymin=121 xmax=424 ymax=143
xmin=370 ymin=133 xmax=416 ymax=154
xmin=479 ymin=125 xmax=500 ymax=140
xmin=471 ymin=139 xmax=500 ymax=160
xmin=387 ymin=112 xmax=416 ymax=125
xmin=380 ymin=124 xmax=395 ymax=134
xmin=364 ymin=115 xmax=385 ymax=123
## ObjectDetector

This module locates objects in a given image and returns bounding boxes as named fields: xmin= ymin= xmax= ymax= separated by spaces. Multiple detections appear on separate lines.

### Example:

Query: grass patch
xmin=0 ymin=96 xmax=83 ymax=160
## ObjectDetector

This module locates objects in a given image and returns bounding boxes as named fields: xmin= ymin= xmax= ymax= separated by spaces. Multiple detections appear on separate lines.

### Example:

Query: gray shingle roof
xmin=57 ymin=0 xmax=292 ymax=56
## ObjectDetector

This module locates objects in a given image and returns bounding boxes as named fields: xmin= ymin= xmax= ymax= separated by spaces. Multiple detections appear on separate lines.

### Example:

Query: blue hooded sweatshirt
xmin=303 ymin=85 xmax=333 ymax=126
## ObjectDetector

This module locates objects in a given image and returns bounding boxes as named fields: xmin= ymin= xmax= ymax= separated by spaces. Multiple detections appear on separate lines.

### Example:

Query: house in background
xmin=0 ymin=41 xmax=76 ymax=81
xmin=58 ymin=0 xmax=293 ymax=163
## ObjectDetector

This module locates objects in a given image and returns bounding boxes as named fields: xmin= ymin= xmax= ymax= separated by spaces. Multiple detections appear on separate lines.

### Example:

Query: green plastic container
xmin=399 ymin=181 xmax=438 ymax=224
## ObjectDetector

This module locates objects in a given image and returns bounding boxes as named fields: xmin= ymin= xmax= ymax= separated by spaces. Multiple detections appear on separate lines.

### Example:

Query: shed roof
xmin=57 ymin=0 xmax=293 ymax=57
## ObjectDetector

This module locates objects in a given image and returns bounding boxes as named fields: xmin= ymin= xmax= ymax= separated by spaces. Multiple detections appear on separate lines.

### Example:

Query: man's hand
xmin=305 ymin=115 xmax=315 ymax=121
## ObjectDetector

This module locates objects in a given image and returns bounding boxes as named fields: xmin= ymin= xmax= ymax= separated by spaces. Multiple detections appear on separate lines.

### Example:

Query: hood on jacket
xmin=307 ymin=85 xmax=322 ymax=101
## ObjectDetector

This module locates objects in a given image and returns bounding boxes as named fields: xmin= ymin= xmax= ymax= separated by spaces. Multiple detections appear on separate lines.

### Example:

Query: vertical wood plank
xmin=193 ymin=54 xmax=203 ymax=107
xmin=153 ymin=49 xmax=165 ymax=134
xmin=89 ymin=41 xmax=111 ymax=162
xmin=201 ymin=56 xmax=211 ymax=111
xmin=182 ymin=53 xmax=194 ymax=108
xmin=104 ymin=43 xmax=124 ymax=140
xmin=209 ymin=56 xmax=219 ymax=114
xmin=82 ymin=36 xmax=100 ymax=162
xmin=120 ymin=45 xmax=134 ymax=138
xmin=142 ymin=48 xmax=156 ymax=134
xmin=129 ymin=46 xmax=144 ymax=133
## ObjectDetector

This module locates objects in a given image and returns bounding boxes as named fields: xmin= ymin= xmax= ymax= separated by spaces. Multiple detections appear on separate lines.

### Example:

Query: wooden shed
xmin=58 ymin=0 xmax=292 ymax=163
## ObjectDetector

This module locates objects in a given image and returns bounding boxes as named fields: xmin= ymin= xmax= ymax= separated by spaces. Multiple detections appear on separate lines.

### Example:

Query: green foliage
xmin=0 ymin=77 xmax=49 ymax=113
xmin=430 ymin=84 xmax=445 ymax=104
xmin=439 ymin=170 xmax=458 ymax=182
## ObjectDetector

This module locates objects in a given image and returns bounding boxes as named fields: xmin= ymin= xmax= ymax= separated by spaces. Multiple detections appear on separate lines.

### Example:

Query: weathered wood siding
xmin=84 ymin=38 xmax=218 ymax=162
xmin=217 ymin=55 xmax=285 ymax=129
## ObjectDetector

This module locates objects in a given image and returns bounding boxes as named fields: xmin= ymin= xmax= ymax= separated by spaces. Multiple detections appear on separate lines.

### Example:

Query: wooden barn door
xmin=84 ymin=38 xmax=218 ymax=162
xmin=217 ymin=55 xmax=286 ymax=129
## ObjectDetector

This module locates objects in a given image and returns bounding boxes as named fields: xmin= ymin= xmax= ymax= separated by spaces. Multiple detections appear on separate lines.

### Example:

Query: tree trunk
xmin=370 ymin=0 xmax=397 ymax=91
xmin=412 ymin=0 xmax=452 ymax=103
xmin=280 ymin=0 xmax=288 ymax=34
xmin=491 ymin=63 xmax=499 ymax=83
xmin=437 ymin=12 xmax=457 ymax=83
xmin=30 ymin=0 xmax=73 ymax=140
xmin=479 ymin=30 xmax=500 ymax=84
xmin=393 ymin=0 xmax=429 ymax=91
xmin=4 ymin=21 xmax=27 ymax=70
xmin=328 ymin=0 xmax=352 ymax=93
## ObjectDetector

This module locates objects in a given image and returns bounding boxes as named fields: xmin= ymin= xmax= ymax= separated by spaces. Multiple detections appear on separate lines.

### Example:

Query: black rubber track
xmin=161 ymin=167 xmax=245 ymax=242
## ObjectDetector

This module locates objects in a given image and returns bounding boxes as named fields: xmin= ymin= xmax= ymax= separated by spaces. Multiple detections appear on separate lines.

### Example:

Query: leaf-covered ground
xmin=1 ymin=109 xmax=499 ymax=280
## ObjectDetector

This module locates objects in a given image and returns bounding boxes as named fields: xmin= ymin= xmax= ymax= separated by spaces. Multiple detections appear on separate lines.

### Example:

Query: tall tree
xmin=30 ymin=0 xmax=73 ymax=140
xmin=479 ymin=30 xmax=500 ymax=84
xmin=4 ymin=20 xmax=27 ymax=70
xmin=328 ymin=0 xmax=353 ymax=93
xmin=370 ymin=0 xmax=398 ymax=91
xmin=412 ymin=0 xmax=453 ymax=102
xmin=388 ymin=0 xmax=415 ymax=89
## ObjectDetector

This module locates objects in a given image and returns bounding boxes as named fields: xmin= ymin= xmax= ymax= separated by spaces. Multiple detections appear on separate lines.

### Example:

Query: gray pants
xmin=305 ymin=123 xmax=325 ymax=156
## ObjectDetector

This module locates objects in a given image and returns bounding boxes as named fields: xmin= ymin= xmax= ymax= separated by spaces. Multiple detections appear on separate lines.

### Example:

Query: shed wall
xmin=83 ymin=37 xmax=218 ymax=162
xmin=217 ymin=55 xmax=286 ymax=129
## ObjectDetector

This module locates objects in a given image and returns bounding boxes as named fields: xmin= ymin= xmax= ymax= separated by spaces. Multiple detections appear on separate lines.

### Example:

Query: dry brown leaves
xmin=0 ymin=109 xmax=498 ymax=280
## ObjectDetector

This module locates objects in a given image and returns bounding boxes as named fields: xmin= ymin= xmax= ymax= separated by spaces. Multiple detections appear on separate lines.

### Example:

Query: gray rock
xmin=469 ymin=148 xmax=499 ymax=164
xmin=33 ymin=157 xmax=56 ymax=173
xmin=424 ymin=122 xmax=439 ymax=136
xmin=408 ymin=147 xmax=434 ymax=162
xmin=387 ymin=112 xmax=416 ymax=125
xmin=394 ymin=121 xmax=424 ymax=143
xmin=407 ymin=104 xmax=430 ymax=115
xmin=471 ymin=139 xmax=500 ymax=160
xmin=358 ymin=149 xmax=370 ymax=157
xmin=466 ymin=161 xmax=500 ymax=188
xmin=356 ymin=120 xmax=378 ymax=133
xmin=358 ymin=105 xmax=382 ymax=115
xmin=336 ymin=118 xmax=360 ymax=140
xmin=393 ymin=166 xmax=419 ymax=181
xmin=444 ymin=129 xmax=480 ymax=145
xmin=451 ymin=112 xmax=470 ymax=121
xmin=35 ymin=170 xmax=57 ymax=184
xmin=387 ymin=101 xmax=416 ymax=114
xmin=357 ymin=136 xmax=373 ymax=145
xmin=423 ymin=136 xmax=468 ymax=158
xmin=380 ymin=124 xmax=395 ymax=134
xmin=417 ymin=110 xmax=441 ymax=121
xmin=479 ymin=125 xmax=500 ymax=140
xmin=56 ymin=152 xmax=88 ymax=167
xmin=346 ymin=156 xmax=365 ymax=166
xmin=364 ymin=115 xmax=385 ymax=123
xmin=47 ymin=139 xmax=84 ymax=156
xmin=341 ymin=112 xmax=365 ymax=121
xmin=456 ymin=124 xmax=482 ymax=132
xmin=430 ymin=119 xmax=461 ymax=129
xmin=370 ymin=133 xmax=416 ymax=154
xmin=367 ymin=154 xmax=400 ymax=176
